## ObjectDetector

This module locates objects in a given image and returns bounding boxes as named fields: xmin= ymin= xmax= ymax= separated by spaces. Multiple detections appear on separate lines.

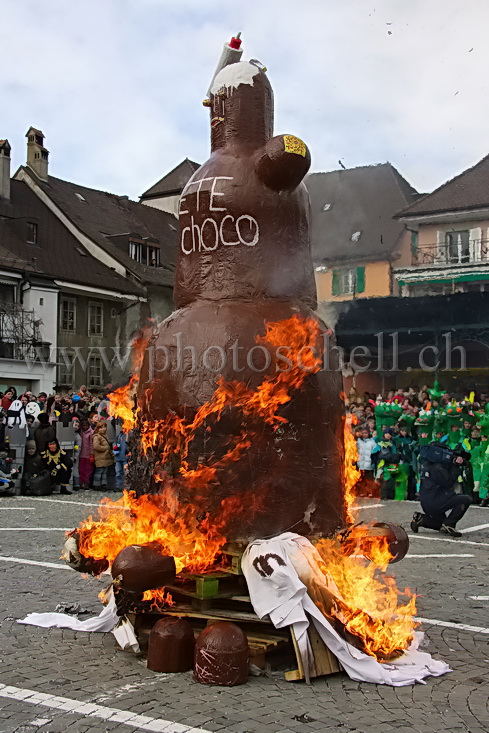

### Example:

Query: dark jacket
xmin=419 ymin=461 xmax=463 ymax=514
xmin=34 ymin=424 xmax=56 ymax=453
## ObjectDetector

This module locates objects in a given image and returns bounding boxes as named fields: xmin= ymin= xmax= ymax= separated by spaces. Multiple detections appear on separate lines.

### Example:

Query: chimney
xmin=0 ymin=139 xmax=11 ymax=200
xmin=26 ymin=126 xmax=49 ymax=180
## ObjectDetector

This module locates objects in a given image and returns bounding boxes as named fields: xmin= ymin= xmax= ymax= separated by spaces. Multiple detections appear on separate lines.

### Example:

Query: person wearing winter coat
xmin=22 ymin=440 xmax=44 ymax=494
xmin=92 ymin=421 xmax=115 ymax=492
xmin=356 ymin=428 xmax=379 ymax=472
xmin=41 ymin=438 xmax=73 ymax=495
xmin=1 ymin=387 xmax=16 ymax=411
xmin=113 ymin=427 xmax=129 ymax=491
xmin=79 ymin=419 xmax=94 ymax=489
xmin=34 ymin=413 xmax=56 ymax=453
xmin=72 ymin=417 xmax=82 ymax=491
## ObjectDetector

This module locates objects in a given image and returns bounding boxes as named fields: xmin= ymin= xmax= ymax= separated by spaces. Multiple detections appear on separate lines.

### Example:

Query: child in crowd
xmin=41 ymin=438 xmax=73 ymax=495
xmin=72 ymin=417 xmax=81 ymax=491
xmin=79 ymin=419 xmax=94 ymax=489
xmin=92 ymin=421 xmax=115 ymax=492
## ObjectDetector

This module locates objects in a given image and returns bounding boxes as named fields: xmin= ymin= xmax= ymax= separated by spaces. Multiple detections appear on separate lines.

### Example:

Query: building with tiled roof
xmin=305 ymin=163 xmax=418 ymax=303
xmin=0 ymin=128 xmax=180 ymax=393
xmin=394 ymin=153 xmax=489 ymax=297
xmin=140 ymin=158 xmax=200 ymax=215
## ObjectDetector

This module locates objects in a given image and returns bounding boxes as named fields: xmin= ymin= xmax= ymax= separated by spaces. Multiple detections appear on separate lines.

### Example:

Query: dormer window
xmin=129 ymin=240 xmax=161 ymax=266
xmin=26 ymin=222 xmax=38 ymax=245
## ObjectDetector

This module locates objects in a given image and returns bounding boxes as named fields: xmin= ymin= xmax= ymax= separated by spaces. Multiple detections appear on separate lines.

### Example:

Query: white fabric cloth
xmin=242 ymin=532 xmax=450 ymax=686
xmin=18 ymin=587 xmax=139 ymax=653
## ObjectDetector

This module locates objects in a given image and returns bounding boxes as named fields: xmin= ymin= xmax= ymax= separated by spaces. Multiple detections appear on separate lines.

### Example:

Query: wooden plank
xmin=285 ymin=625 xmax=340 ymax=682
xmin=286 ymin=627 xmax=306 ymax=682
xmin=162 ymin=606 xmax=270 ymax=624
xmin=308 ymin=623 xmax=341 ymax=676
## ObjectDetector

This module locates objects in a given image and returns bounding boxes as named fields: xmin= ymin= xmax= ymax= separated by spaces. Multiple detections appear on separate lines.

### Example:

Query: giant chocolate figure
xmin=139 ymin=51 xmax=345 ymax=540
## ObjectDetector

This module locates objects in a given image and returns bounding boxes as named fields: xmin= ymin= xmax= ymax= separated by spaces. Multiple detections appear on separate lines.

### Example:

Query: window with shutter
xmin=332 ymin=270 xmax=340 ymax=296
xmin=356 ymin=267 xmax=365 ymax=294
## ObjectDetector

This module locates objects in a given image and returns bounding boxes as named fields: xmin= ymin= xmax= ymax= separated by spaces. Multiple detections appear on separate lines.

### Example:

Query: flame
xmin=77 ymin=315 xmax=417 ymax=656
xmin=315 ymin=532 xmax=416 ymax=660
xmin=77 ymin=488 xmax=261 ymax=575
xmin=76 ymin=315 xmax=320 ymax=601
xmin=107 ymin=324 xmax=153 ymax=431
xmin=343 ymin=414 xmax=361 ymax=524
xmin=139 ymin=315 xmax=323 ymax=482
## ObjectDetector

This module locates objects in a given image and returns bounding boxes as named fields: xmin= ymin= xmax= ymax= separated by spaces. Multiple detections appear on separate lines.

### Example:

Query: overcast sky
xmin=3 ymin=0 xmax=488 ymax=199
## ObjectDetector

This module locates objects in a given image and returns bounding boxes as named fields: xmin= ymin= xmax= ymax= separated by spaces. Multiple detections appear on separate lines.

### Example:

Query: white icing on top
xmin=210 ymin=61 xmax=260 ymax=95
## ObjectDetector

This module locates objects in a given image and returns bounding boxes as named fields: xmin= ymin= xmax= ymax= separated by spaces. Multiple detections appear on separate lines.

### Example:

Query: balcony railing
xmin=0 ymin=303 xmax=50 ymax=362
xmin=412 ymin=239 xmax=489 ymax=266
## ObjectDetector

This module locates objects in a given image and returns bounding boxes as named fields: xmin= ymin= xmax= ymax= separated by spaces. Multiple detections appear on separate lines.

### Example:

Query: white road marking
xmin=414 ymin=617 xmax=489 ymax=635
xmin=13 ymin=496 xmax=121 ymax=508
xmin=403 ymin=499 xmax=489 ymax=509
xmin=0 ymin=527 xmax=70 ymax=531
xmin=408 ymin=534 xmax=489 ymax=548
xmin=0 ymin=554 xmax=111 ymax=575
xmin=0 ymin=683 xmax=209 ymax=732
xmin=468 ymin=596 xmax=489 ymax=601
xmin=404 ymin=554 xmax=474 ymax=558
xmin=0 ymin=507 xmax=35 ymax=510
xmin=351 ymin=503 xmax=384 ymax=511
xmin=460 ymin=523 xmax=489 ymax=534
xmin=0 ymin=555 xmax=70 ymax=570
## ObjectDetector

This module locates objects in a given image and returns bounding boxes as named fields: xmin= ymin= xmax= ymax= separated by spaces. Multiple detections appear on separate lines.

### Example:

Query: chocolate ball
xmin=147 ymin=618 xmax=195 ymax=673
xmin=194 ymin=621 xmax=249 ymax=686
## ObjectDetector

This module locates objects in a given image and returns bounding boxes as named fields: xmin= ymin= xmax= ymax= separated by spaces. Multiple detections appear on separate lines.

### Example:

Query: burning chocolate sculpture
xmin=138 ymin=47 xmax=345 ymax=540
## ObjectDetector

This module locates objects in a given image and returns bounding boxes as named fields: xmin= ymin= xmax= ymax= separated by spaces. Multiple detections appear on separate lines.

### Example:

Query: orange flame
xmin=78 ymin=315 xmax=416 ymax=655
xmin=76 ymin=315 xmax=320 ymax=600
xmin=315 ymin=533 xmax=416 ymax=659
xmin=107 ymin=324 xmax=153 ymax=431
xmin=343 ymin=414 xmax=361 ymax=524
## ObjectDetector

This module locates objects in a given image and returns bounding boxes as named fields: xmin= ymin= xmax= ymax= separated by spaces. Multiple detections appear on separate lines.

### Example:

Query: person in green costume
xmin=475 ymin=415 xmax=489 ymax=507
xmin=395 ymin=423 xmax=418 ymax=500
xmin=414 ymin=410 xmax=434 ymax=496
xmin=375 ymin=430 xmax=397 ymax=500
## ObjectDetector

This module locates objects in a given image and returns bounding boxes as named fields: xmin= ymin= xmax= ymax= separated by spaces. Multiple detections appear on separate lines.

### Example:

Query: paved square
xmin=0 ymin=493 xmax=488 ymax=732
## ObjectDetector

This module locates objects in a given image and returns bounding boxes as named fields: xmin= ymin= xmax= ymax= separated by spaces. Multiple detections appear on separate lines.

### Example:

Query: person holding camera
xmin=411 ymin=441 xmax=471 ymax=537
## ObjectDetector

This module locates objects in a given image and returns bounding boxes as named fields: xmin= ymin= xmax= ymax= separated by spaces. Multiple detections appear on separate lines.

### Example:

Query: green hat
xmin=427 ymin=381 xmax=443 ymax=402
xmin=477 ymin=414 xmax=489 ymax=438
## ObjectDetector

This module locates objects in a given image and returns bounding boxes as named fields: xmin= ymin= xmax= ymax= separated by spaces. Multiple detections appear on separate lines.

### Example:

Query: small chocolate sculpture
xmin=147 ymin=617 xmax=195 ymax=673
xmin=139 ymin=46 xmax=345 ymax=539
xmin=62 ymin=530 xmax=109 ymax=576
xmin=111 ymin=543 xmax=176 ymax=593
xmin=194 ymin=621 xmax=249 ymax=686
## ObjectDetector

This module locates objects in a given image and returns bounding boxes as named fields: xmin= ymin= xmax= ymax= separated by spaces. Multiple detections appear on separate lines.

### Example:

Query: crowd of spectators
xmin=346 ymin=384 xmax=489 ymax=506
xmin=0 ymin=385 xmax=127 ymax=496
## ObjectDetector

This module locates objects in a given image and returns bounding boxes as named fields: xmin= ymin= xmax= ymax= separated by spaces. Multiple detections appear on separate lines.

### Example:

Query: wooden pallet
xmin=128 ymin=551 xmax=341 ymax=682
xmin=131 ymin=596 xmax=341 ymax=681
xmin=166 ymin=571 xmax=247 ymax=609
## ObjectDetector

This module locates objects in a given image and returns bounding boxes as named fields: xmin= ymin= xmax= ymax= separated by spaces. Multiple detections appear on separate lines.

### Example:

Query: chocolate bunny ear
xmin=249 ymin=59 xmax=267 ymax=72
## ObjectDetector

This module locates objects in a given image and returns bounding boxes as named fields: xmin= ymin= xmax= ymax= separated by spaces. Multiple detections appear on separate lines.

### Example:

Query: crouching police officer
xmin=411 ymin=442 xmax=471 ymax=538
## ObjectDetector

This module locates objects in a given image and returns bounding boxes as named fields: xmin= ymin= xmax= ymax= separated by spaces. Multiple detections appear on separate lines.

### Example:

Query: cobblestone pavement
xmin=0 ymin=492 xmax=488 ymax=732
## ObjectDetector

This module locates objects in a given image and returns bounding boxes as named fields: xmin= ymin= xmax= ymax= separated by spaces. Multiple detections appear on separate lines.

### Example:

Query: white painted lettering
xmin=179 ymin=196 xmax=188 ymax=215
xmin=181 ymin=226 xmax=193 ymax=255
xmin=209 ymin=176 xmax=233 ymax=211
xmin=179 ymin=175 xmax=260 ymax=255
xmin=220 ymin=214 xmax=240 ymax=246
xmin=236 ymin=214 xmax=259 ymax=246
xmin=201 ymin=218 xmax=219 ymax=251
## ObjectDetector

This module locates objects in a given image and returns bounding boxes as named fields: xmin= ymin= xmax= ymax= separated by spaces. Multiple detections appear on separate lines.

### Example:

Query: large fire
xmin=75 ymin=315 xmax=416 ymax=662
xmin=78 ymin=315 xmax=322 ymax=574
